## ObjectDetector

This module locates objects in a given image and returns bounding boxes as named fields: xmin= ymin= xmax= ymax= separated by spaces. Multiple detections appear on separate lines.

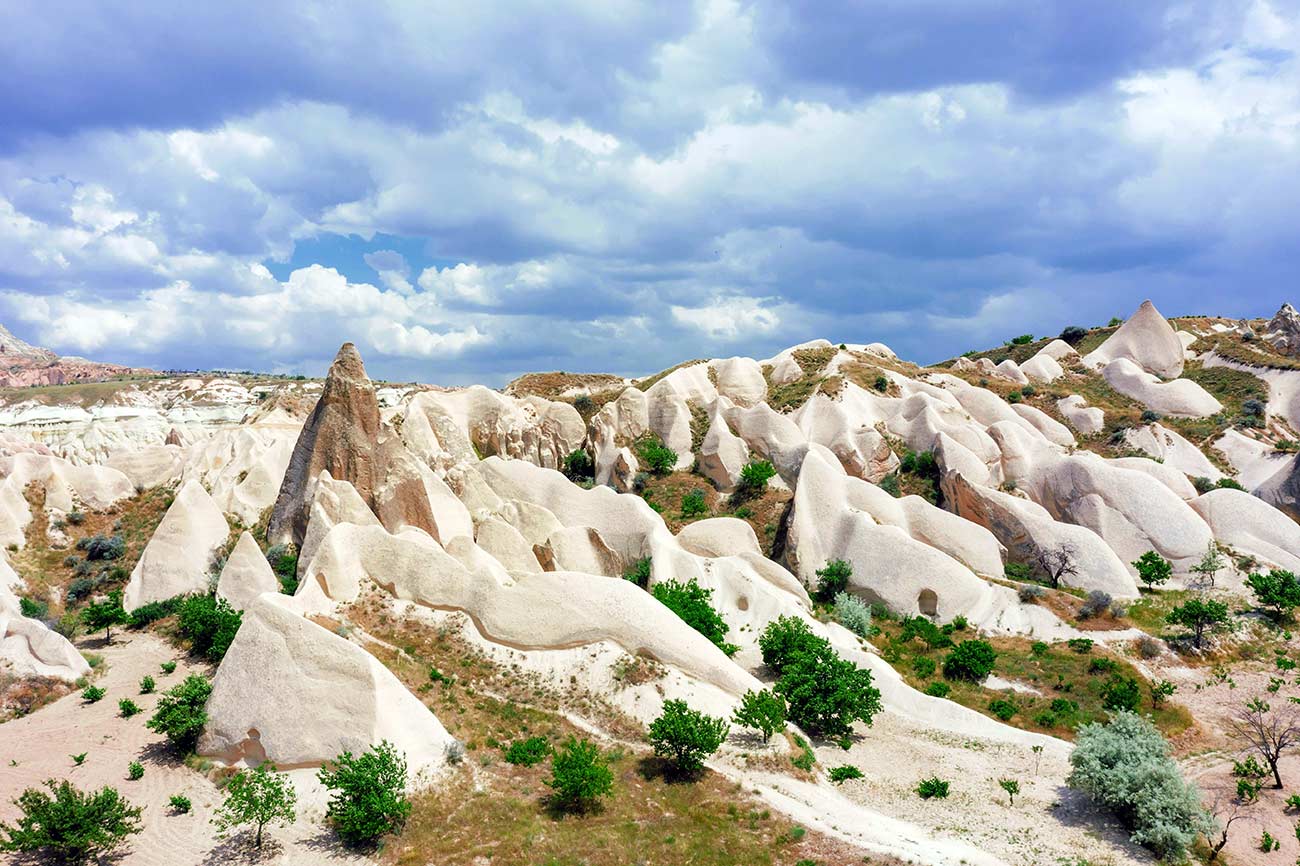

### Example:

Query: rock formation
xmin=215 ymin=531 xmax=279 ymax=611
xmin=123 ymin=479 xmax=229 ymax=611
xmin=1084 ymin=299 xmax=1186 ymax=378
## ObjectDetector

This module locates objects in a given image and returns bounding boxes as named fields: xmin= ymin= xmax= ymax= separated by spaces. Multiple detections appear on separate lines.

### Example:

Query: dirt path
xmin=0 ymin=631 xmax=368 ymax=866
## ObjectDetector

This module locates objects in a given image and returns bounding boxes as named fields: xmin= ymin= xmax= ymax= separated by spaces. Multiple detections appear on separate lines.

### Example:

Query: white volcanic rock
xmin=1056 ymin=395 xmax=1105 ymax=435
xmin=1019 ymin=449 xmax=1215 ymax=572
xmin=1108 ymin=457 xmax=1199 ymax=500
xmin=643 ymin=379 xmax=696 ymax=471
xmin=215 ymin=531 xmax=279 ymax=612
xmin=1121 ymin=424 xmax=1223 ymax=480
xmin=496 ymin=498 xmax=563 ymax=546
xmin=785 ymin=446 xmax=995 ymax=620
xmin=1264 ymin=303 xmax=1300 ymax=355
xmin=1020 ymin=352 xmax=1064 ymax=383
xmin=1102 ymin=358 xmax=1222 ymax=418
xmin=123 ymin=479 xmax=229 ymax=611
xmin=299 ymin=522 xmax=761 ymax=699
xmin=1084 ymin=299 xmax=1186 ymax=378
xmin=1037 ymin=339 xmax=1079 ymax=362
xmin=708 ymin=357 xmax=767 ymax=406
xmin=721 ymin=401 xmax=809 ymax=487
xmin=0 ymin=557 xmax=90 ymax=681
xmin=297 ymin=472 xmax=383 ymax=580
xmin=933 ymin=431 xmax=995 ymax=487
xmin=1190 ymin=488 xmax=1300 ymax=573
xmin=995 ymin=359 xmax=1029 ymax=385
xmin=676 ymin=518 xmax=762 ymax=559
xmin=476 ymin=516 xmax=543 ymax=573
xmin=202 ymin=593 xmax=454 ymax=776
xmin=794 ymin=391 xmax=898 ymax=482
xmin=106 ymin=445 xmax=184 ymax=490
xmin=698 ymin=402 xmax=749 ymax=492
xmin=0 ymin=452 xmax=135 ymax=544
xmin=1009 ymin=404 xmax=1075 ymax=448
xmin=942 ymin=472 xmax=1138 ymax=597
xmin=539 ymin=526 xmax=625 ymax=576
xmin=413 ymin=386 xmax=585 ymax=471
xmin=183 ymin=423 xmax=298 ymax=526
xmin=591 ymin=387 xmax=650 ymax=488
xmin=761 ymin=339 xmax=833 ymax=386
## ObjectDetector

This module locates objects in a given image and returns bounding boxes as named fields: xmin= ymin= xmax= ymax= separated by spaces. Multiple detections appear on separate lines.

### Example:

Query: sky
xmin=1 ymin=1 xmax=1298 ymax=385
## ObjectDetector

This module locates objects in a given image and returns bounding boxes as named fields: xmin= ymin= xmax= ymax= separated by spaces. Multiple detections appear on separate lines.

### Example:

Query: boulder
xmin=1084 ymin=299 xmax=1186 ymax=378
xmin=216 ymin=531 xmax=279 ymax=612
xmin=1020 ymin=352 xmax=1064 ymax=383
xmin=539 ymin=526 xmax=625 ymax=576
xmin=0 ymin=558 xmax=90 ymax=681
xmin=709 ymin=357 xmax=767 ymax=406
xmin=1121 ymin=424 xmax=1223 ymax=481
xmin=1056 ymin=395 xmax=1105 ymax=435
xmin=676 ymin=518 xmax=762 ymax=559
xmin=201 ymin=594 xmax=454 ymax=776
xmin=1009 ymin=404 xmax=1075 ymax=448
xmin=123 ymin=479 xmax=229 ymax=611
xmin=1101 ymin=358 xmax=1222 ymax=418
xmin=1190 ymin=488 xmax=1300 ymax=573
xmin=698 ymin=403 xmax=749 ymax=492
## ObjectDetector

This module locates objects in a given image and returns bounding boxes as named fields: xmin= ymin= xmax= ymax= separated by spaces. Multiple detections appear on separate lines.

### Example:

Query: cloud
xmin=0 ymin=1 xmax=1297 ymax=381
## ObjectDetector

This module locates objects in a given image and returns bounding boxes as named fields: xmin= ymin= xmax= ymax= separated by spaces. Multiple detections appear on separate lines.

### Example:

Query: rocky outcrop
xmin=268 ymin=343 xmax=447 ymax=547
xmin=698 ymin=402 xmax=749 ymax=492
xmin=1101 ymin=358 xmax=1222 ymax=418
xmin=1121 ymin=424 xmax=1222 ymax=480
xmin=1265 ymin=303 xmax=1300 ymax=355
xmin=123 ymin=479 xmax=229 ymax=611
xmin=0 ymin=557 xmax=90 ymax=681
xmin=202 ymin=594 xmax=454 ymax=776
xmin=1056 ymin=395 xmax=1104 ymax=435
xmin=1190 ymin=488 xmax=1300 ymax=573
xmin=1084 ymin=299 xmax=1185 ymax=378
xmin=215 ymin=531 xmax=279 ymax=612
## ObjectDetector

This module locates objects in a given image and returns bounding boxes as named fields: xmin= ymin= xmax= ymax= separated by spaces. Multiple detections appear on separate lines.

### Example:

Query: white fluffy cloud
xmin=0 ymin=1 xmax=1297 ymax=381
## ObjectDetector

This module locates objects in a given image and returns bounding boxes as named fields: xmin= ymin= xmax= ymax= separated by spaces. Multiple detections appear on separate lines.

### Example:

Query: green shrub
xmin=736 ymin=460 xmax=777 ymax=497
xmin=988 ymin=698 xmax=1017 ymax=721
xmin=1066 ymin=637 xmax=1094 ymax=654
xmin=622 ymin=557 xmax=651 ymax=589
xmin=1060 ymin=326 xmax=1087 ymax=343
xmin=651 ymin=578 xmax=738 ymax=656
xmin=127 ymin=761 xmax=144 ymax=781
xmin=877 ymin=473 xmax=901 ymax=497
xmin=635 ymin=435 xmax=678 ymax=476
xmin=813 ymin=559 xmax=852 ymax=603
xmin=951 ymin=615 xmax=968 ymax=631
xmin=1030 ymin=640 xmax=1049 ymax=656
xmin=1068 ymin=711 xmax=1212 ymax=859
xmin=649 ymin=699 xmax=729 ymax=776
xmin=82 ymin=534 xmax=126 ymax=561
xmin=177 ymin=594 xmax=242 ymax=661
xmin=916 ymin=777 xmax=950 ymax=799
xmin=900 ymin=616 xmax=952 ymax=649
xmin=1004 ymin=562 xmax=1034 ymax=582
xmin=1101 ymin=676 xmax=1142 ymax=712
xmin=1165 ymin=597 xmax=1230 ymax=648
xmin=775 ymin=640 xmax=882 ymax=738
xmin=828 ymin=765 xmax=864 ymax=784
xmin=872 ymin=375 xmax=889 ymax=392
xmin=911 ymin=656 xmax=936 ymax=678
xmin=999 ymin=777 xmax=1020 ymax=806
xmin=942 ymin=640 xmax=997 ymax=682
xmin=758 ymin=616 xmax=821 ymax=673
xmin=680 ymin=489 xmax=708 ymax=517
xmin=1033 ymin=711 xmax=1058 ymax=727
xmin=213 ymin=763 xmax=298 ymax=849
xmin=118 ymin=698 xmax=141 ymax=718
xmin=732 ymin=688 xmax=787 ymax=740
xmin=139 ymin=676 xmax=155 ymax=694
xmin=562 ymin=449 xmax=594 ymax=481
xmin=1132 ymin=551 xmax=1172 ymax=589
xmin=1248 ymin=569 xmax=1300 ymax=620
xmin=0 ymin=779 xmax=142 ymax=863
xmin=924 ymin=682 xmax=950 ymax=698
xmin=82 ymin=685 xmax=106 ymax=703
xmin=790 ymin=735 xmax=816 ymax=771
xmin=1050 ymin=698 xmax=1078 ymax=714
xmin=168 ymin=795 xmax=191 ymax=814
xmin=265 ymin=544 xmax=300 ymax=594
xmin=546 ymin=738 xmax=613 ymax=813
xmin=1088 ymin=657 xmax=1118 ymax=675
xmin=127 ymin=595 xmax=185 ymax=629
xmin=147 ymin=675 xmax=212 ymax=751
xmin=81 ymin=591 xmax=128 ymax=641
xmin=160 ymin=661 xmax=177 ymax=675
xmin=18 ymin=597 xmax=48 ymax=619
xmin=318 ymin=740 xmax=411 ymax=845
xmin=504 ymin=737 xmax=551 ymax=767
xmin=1009 ymin=334 xmax=1034 ymax=345
xmin=834 ymin=592 xmax=872 ymax=637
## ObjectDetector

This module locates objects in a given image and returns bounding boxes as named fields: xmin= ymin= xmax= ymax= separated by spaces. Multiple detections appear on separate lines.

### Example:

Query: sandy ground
xmin=820 ymin=709 xmax=1155 ymax=866
xmin=0 ymin=631 xmax=369 ymax=866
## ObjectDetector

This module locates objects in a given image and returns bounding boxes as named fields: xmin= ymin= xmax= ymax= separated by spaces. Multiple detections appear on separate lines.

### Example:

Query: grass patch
xmin=871 ymin=621 xmax=1192 ymax=740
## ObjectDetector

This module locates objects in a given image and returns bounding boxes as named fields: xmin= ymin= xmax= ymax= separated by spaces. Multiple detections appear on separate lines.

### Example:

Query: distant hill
xmin=0 ymin=322 xmax=155 ymax=388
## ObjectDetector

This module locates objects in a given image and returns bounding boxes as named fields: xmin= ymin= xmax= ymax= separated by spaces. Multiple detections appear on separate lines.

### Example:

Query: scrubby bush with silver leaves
xmin=834 ymin=593 xmax=872 ymax=638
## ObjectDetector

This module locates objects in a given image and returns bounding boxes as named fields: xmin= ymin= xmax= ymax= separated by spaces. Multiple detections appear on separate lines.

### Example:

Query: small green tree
xmin=1166 ymin=598 xmax=1230 ymax=648
xmin=732 ymin=688 xmax=787 ymax=740
xmin=1132 ymin=551 xmax=1172 ymax=590
xmin=813 ymin=560 xmax=852 ymax=602
xmin=735 ymin=460 xmax=777 ymax=499
xmin=546 ymin=738 xmax=613 ymax=813
xmin=146 ymin=674 xmax=212 ymax=751
xmin=943 ymin=640 xmax=997 ymax=682
xmin=177 ymin=594 xmax=243 ymax=661
xmin=1189 ymin=542 xmax=1225 ymax=590
xmin=81 ymin=590 xmax=128 ymax=641
xmin=776 ymin=641 xmax=882 ymax=739
xmin=1247 ymin=569 xmax=1300 ymax=620
xmin=318 ymin=741 xmax=410 ymax=846
xmin=139 ymin=675 xmax=155 ymax=694
xmin=635 ymin=435 xmax=678 ymax=475
xmin=680 ymin=489 xmax=708 ymax=517
xmin=562 ymin=448 xmax=594 ymax=481
xmin=0 ymin=780 xmax=142 ymax=864
xmin=213 ymin=763 xmax=298 ymax=848
xmin=999 ymin=777 xmax=1020 ymax=806
xmin=758 ymin=616 xmax=821 ymax=673
xmin=1101 ymin=676 xmax=1142 ymax=712
xmin=651 ymin=578 xmax=738 ymax=656
xmin=649 ymin=700 xmax=729 ymax=776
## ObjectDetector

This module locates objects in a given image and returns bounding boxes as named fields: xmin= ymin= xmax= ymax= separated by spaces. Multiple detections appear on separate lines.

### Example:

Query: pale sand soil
xmin=0 ymin=632 xmax=368 ymax=866
xmin=820 ymin=710 xmax=1154 ymax=866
